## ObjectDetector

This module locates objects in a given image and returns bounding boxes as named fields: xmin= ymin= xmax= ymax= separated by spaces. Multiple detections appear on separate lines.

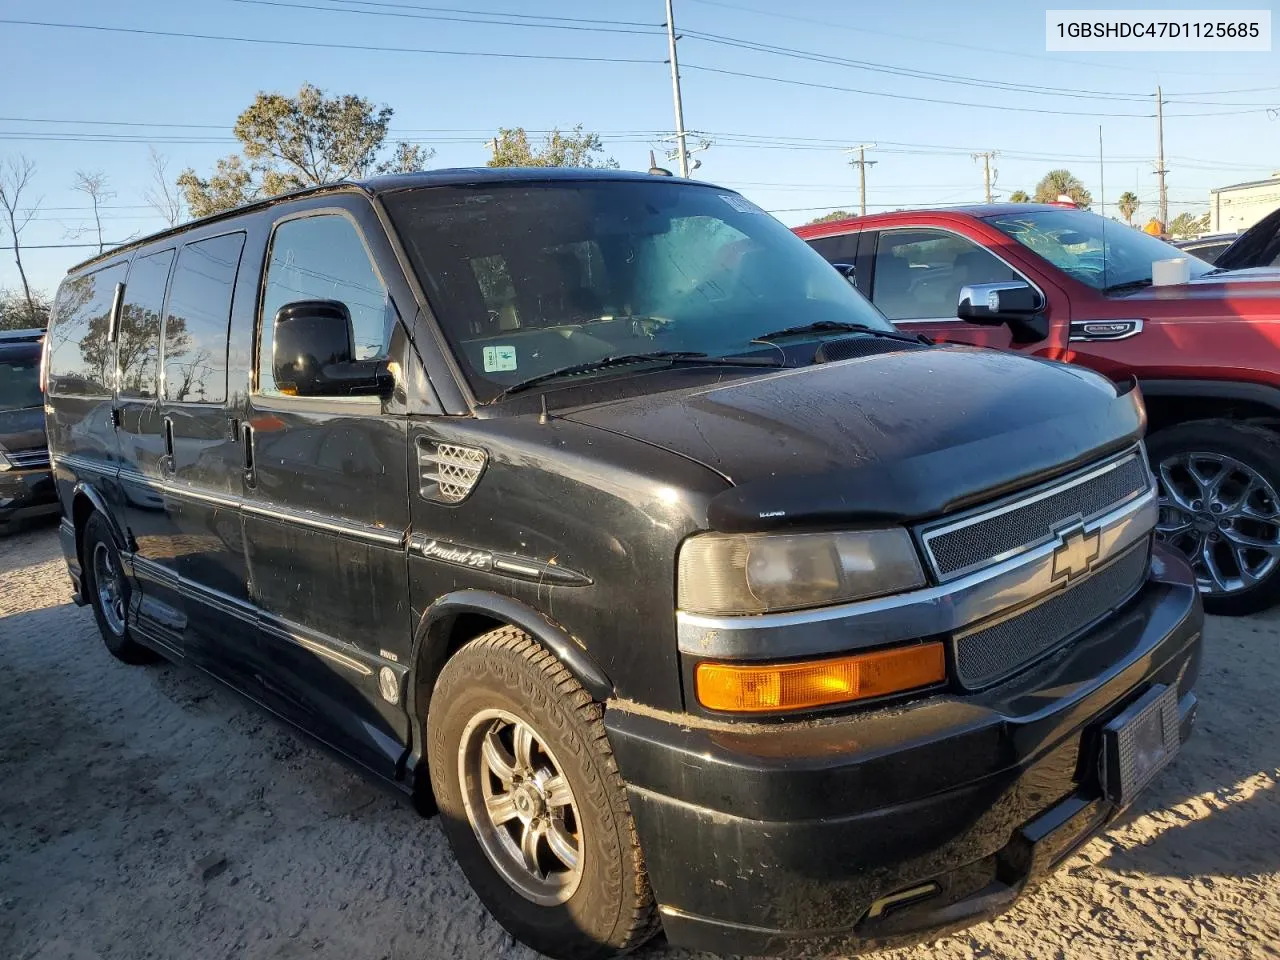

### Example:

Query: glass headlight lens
xmin=677 ymin=529 xmax=926 ymax=616
xmin=0 ymin=449 xmax=11 ymax=471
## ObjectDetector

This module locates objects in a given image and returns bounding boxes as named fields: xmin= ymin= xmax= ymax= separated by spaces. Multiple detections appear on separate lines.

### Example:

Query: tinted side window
xmin=259 ymin=214 xmax=391 ymax=395
xmin=163 ymin=232 xmax=245 ymax=404
xmin=118 ymin=248 xmax=174 ymax=399
xmin=806 ymin=232 xmax=858 ymax=264
xmin=872 ymin=229 xmax=1017 ymax=321
xmin=48 ymin=262 xmax=128 ymax=396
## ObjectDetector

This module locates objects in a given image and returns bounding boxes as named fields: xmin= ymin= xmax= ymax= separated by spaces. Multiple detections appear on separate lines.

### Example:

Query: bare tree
xmin=0 ymin=156 xmax=40 ymax=321
xmin=144 ymin=147 xmax=185 ymax=227
xmin=72 ymin=169 xmax=114 ymax=254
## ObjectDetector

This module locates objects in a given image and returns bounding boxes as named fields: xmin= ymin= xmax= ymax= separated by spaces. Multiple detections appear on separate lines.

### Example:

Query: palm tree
xmin=1034 ymin=169 xmax=1093 ymax=209
xmin=1008 ymin=189 xmax=1031 ymax=203
xmin=1118 ymin=191 xmax=1140 ymax=226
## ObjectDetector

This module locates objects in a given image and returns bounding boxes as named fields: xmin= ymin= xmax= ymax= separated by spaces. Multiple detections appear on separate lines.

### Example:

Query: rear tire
xmin=1148 ymin=419 xmax=1280 ymax=616
xmin=82 ymin=512 xmax=157 ymax=664
xmin=428 ymin=627 xmax=658 ymax=960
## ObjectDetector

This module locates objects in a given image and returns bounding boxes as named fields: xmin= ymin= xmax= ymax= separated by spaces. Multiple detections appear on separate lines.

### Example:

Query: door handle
xmin=161 ymin=416 xmax=175 ymax=477
xmin=241 ymin=422 xmax=256 ymax=488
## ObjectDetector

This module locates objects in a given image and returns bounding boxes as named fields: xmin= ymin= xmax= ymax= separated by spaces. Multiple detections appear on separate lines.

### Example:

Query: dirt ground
xmin=2 ymin=524 xmax=1278 ymax=960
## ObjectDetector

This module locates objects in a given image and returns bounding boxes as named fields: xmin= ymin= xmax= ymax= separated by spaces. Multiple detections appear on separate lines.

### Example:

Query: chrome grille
xmin=954 ymin=542 xmax=1150 ymax=690
xmin=923 ymin=452 xmax=1150 ymax=581
xmin=6 ymin=447 xmax=50 ymax=469
xmin=418 ymin=440 xmax=487 ymax=504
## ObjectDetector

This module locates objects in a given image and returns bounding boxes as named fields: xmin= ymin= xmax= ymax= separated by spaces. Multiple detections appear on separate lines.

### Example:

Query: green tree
xmin=1168 ymin=211 xmax=1211 ymax=239
xmin=806 ymin=210 xmax=856 ymax=225
xmin=1033 ymin=169 xmax=1092 ymax=210
xmin=1118 ymin=191 xmax=1140 ymax=225
xmin=1008 ymin=189 xmax=1031 ymax=203
xmin=178 ymin=84 xmax=435 ymax=218
xmin=486 ymin=125 xmax=617 ymax=168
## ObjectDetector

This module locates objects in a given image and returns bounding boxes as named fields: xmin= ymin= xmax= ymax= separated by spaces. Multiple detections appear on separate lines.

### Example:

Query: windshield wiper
xmin=754 ymin=320 xmax=928 ymax=345
xmin=1103 ymin=278 xmax=1154 ymax=294
xmin=493 ymin=351 xmax=782 ymax=400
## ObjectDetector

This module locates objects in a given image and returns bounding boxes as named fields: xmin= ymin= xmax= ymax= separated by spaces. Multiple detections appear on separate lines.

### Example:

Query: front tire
xmin=428 ymin=627 xmax=657 ymax=960
xmin=1149 ymin=419 xmax=1280 ymax=615
xmin=82 ymin=512 xmax=157 ymax=664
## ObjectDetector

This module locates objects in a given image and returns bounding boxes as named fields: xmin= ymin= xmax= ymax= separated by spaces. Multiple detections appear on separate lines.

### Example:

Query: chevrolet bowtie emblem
xmin=1051 ymin=523 xmax=1101 ymax=582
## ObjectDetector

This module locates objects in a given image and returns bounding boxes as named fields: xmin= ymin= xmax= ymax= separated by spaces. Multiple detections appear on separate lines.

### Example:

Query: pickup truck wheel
xmin=1149 ymin=420 xmax=1280 ymax=615
xmin=83 ymin=512 xmax=157 ymax=664
xmin=428 ymin=627 xmax=657 ymax=960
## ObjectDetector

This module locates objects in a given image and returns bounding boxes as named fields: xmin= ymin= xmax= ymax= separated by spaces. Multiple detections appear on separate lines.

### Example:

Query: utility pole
xmin=664 ymin=0 xmax=690 ymax=178
xmin=972 ymin=151 xmax=997 ymax=203
xmin=846 ymin=144 xmax=877 ymax=216
xmin=1155 ymin=85 xmax=1168 ymax=229
xmin=1098 ymin=125 xmax=1105 ymax=218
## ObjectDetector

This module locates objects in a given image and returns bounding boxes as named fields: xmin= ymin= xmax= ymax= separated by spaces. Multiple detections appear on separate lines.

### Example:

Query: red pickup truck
xmin=797 ymin=203 xmax=1280 ymax=615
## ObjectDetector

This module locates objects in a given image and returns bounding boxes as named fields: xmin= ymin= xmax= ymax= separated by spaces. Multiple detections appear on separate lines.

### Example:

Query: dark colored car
xmin=47 ymin=170 xmax=1200 ymax=959
xmin=0 ymin=328 xmax=58 ymax=533
xmin=1172 ymin=232 xmax=1240 ymax=265
xmin=799 ymin=203 xmax=1280 ymax=615
xmin=1216 ymin=207 xmax=1280 ymax=271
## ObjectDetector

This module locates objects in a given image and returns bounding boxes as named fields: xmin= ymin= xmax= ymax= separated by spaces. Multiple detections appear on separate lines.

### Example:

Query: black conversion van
xmin=46 ymin=169 xmax=1202 ymax=959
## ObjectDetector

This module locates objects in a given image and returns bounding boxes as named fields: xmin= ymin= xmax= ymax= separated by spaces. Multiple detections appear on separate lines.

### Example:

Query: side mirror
xmin=957 ymin=281 xmax=1048 ymax=344
xmin=832 ymin=262 xmax=857 ymax=286
xmin=273 ymin=299 xmax=393 ymax=397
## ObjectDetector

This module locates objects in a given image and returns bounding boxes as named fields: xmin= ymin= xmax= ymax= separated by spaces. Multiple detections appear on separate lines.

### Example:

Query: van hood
xmin=561 ymin=346 xmax=1145 ymax=531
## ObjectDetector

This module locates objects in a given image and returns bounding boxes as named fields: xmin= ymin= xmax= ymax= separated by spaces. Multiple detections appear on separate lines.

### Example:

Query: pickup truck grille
xmin=922 ymin=450 xmax=1151 ymax=581
xmin=5 ymin=447 xmax=50 ymax=469
xmin=954 ymin=541 xmax=1150 ymax=689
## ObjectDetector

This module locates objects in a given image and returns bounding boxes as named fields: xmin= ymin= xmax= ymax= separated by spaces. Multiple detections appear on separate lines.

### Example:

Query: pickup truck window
xmin=385 ymin=180 xmax=893 ymax=401
xmin=986 ymin=208 xmax=1212 ymax=292
xmin=872 ymin=229 xmax=1016 ymax=321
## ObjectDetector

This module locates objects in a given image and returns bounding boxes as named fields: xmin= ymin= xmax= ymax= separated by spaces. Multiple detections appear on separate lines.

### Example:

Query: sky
xmin=3 ymin=0 xmax=1278 ymax=296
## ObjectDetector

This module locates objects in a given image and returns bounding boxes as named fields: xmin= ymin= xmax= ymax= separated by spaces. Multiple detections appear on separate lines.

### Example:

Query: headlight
xmin=0 ymin=450 xmax=11 ymax=471
xmin=677 ymin=528 xmax=926 ymax=616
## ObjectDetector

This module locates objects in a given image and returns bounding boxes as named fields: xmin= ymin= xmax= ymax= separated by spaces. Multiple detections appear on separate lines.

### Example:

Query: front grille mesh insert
xmin=6 ymin=447 xmax=50 ymax=469
xmin=955 ymin=542 xmax=1150 ymax=690
xmin=925 ymin=454 xmax=1150 ymax=580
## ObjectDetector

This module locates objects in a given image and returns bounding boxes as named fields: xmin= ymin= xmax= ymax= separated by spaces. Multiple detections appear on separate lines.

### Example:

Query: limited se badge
xmin=483 ymin=344 xmax=518 ymax=372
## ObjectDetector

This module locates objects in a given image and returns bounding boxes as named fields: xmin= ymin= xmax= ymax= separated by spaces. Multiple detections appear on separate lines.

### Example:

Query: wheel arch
xmin=1140 ymin=379 xmax=1280 ymax=435
xmin=403 ymin=590 xmax=614 ymax=808
xmin=71 ymin=481 xmax=127 ymax=569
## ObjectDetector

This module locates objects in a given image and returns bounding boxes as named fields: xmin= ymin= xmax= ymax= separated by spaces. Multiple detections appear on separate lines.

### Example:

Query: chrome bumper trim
xmin=676 ymin=489 xmax=1157 ymax=659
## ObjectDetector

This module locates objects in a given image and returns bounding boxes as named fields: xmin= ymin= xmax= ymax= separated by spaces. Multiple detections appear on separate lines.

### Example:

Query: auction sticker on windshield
xmin=482 ymin=345 xmax=517 ymax=373
xmin=1046 ymin=10 xmax=1270 ymax=51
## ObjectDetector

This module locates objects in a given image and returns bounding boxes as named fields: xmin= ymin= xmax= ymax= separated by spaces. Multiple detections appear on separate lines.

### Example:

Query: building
xmin=1210 ymin=173 xmax=1280 ymax=233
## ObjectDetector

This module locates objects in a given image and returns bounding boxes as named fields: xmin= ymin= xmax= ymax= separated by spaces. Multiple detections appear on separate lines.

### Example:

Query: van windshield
xmin=0 ymin=354 xmax=42 ymax=412
xmin=384 ymin=180 xmax=893 ymax=401
xmin=985 ymin=208 xmax=1213 ymax=292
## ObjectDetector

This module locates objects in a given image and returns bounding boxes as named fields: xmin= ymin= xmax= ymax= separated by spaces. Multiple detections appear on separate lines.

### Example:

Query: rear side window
xmin=258 ymin=214 xmax=391 ymax=395
xmin=806 ymin=232 xmax=858 ymax=264
xmin=47 ymin=262 xmax=128 ymax=396
xmin=162 ymin=232 xmax=246 ymax=404
xmin=118 ymin=248 xmax=174 ymax=399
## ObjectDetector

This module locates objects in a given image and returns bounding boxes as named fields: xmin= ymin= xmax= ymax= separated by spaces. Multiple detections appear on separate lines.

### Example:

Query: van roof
xmin=67 ymin=167 xmax=709 ymax=275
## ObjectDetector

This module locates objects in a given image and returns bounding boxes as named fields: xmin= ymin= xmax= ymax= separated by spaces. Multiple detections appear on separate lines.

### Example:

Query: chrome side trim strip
xmin=241 ymin=499 xmax=406 ymax=546
xmin=918 ymin=448 xmax=1149 ymax=581
xmin=676 ymin=489 xmax=1156 ymax=659
xmin=53 ymin=452 xmax=114 ymax=476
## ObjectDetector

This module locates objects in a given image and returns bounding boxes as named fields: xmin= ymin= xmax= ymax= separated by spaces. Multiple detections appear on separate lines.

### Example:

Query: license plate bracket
xmin=1100 ymin=683 xmax=1181 ymax=809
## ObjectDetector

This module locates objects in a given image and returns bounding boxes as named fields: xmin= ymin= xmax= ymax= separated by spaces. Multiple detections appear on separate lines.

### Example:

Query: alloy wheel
xmin=458 ymin=708 xmax=584 ymax=906
xmin=1155 ymin=451 xmax=1280 ymax=597
xmin=92 ymin=541 xmax=127 ymax=636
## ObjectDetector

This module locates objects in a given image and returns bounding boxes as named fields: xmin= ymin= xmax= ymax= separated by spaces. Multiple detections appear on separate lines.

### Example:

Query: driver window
xmin=872 ymin=229 xmax=1017 ymax=321
xmin=258 ymin=213 xmax=391 ymax=395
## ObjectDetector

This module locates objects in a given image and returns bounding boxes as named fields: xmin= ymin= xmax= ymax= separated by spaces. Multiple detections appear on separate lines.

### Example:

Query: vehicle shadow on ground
xmin=1094 ymin=615 xmax=1280 ymax=882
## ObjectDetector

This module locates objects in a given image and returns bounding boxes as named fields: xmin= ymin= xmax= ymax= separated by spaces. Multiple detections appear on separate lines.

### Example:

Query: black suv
xmin=0 ymin=328 xmax=58 ymax=533
xmin=45 ymin=169 xmax=1202 ymax=959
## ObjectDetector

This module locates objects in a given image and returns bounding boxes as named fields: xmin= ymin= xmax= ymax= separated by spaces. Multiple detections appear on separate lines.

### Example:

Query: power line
xmin=224 ymin=0 xmax=663 ymax=34
xmin=0 ymin=19 xmax=663 ymax=64
xmin=305 ymin=0 xmax=658 ymax=28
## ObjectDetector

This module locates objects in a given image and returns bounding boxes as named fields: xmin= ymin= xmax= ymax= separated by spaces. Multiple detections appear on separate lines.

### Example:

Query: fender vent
xmin=418 ymin=440 xmax=487 ymax=504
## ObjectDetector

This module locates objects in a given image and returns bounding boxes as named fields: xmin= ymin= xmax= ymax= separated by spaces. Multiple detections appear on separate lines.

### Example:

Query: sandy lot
xmin=1 ymin=524 xmax=1278 ymax=960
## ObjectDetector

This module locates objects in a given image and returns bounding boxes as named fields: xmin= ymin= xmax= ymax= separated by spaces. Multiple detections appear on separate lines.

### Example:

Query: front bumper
xmin=0 ymin=467 xmax=59 ymax=533
xmin=604 ymin=544 xmax=1203 ymax=957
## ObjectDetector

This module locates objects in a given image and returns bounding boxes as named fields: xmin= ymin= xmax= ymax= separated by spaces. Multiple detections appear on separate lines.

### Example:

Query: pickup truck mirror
xmin=832 ymin=262 xmax=857 ymax=286
xmin=957 ymin=281 xmax=1049 ymax=344
xmin=273 ymin=299 xmax=394 ymax=398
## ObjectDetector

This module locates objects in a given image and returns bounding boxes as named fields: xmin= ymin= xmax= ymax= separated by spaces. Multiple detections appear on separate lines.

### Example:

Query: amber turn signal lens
xmin=695 ymin=643 xmax=946 ymax=713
